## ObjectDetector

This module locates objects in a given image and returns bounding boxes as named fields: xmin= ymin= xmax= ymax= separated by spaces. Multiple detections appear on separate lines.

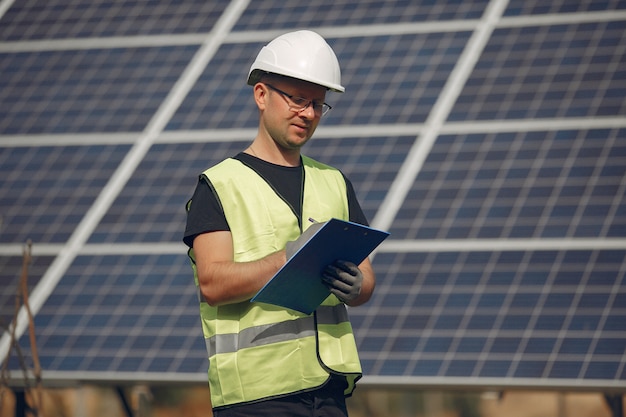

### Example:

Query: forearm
xmin=194 ymin=231 xmax=377 ymax=308
xmin=193 ymin=230 xmax=287 ymax=306
xmin=198 ymin=250 xmax=285 ymax=306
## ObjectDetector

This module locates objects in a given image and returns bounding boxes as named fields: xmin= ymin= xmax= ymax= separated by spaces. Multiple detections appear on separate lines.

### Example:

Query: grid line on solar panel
xmin=0 ymin=46 xmax=198 ymax=134
xmin=505 ymin=0 xmax=626 ymax=15
xmin=168 ymin=32 xmax=469 ymax=130
xmin=166 ymin=42 xmax=260 ymax=131
xmin=233 ymin=0 xmax=489 ymax=29
xmin=0 ymin=145 xmax=130 ymax=244
xmin=449 ymin=22 xmax=626 ymax=121
xmin=353 ymin=250 xmax=626 ymax=380
xmin=7 ymin=254 xmax=205 ymax=374
xmin=0 ymin=255 xmax=54 ymax=327
xmin=89 ymin=136 xmax=415 ymax=243
xmin=305 ymin=136 xmax=417 ymax=221
xmin=88 ymin=141 xmax=248 ymax=243
xmin=330 ymin=33 xmax=469 ymax=125
xmin=0 ymin=1 xmax=227 ymax=41
xmin=392 ymin=129 xmax=626 ymax=240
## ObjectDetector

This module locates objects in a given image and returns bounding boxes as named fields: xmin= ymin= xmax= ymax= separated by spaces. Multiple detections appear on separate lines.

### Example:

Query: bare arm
xmin=193 ymin=231 xmax=286 ymax=306
xmin=194 ymin=230 xmax=376 ymax=308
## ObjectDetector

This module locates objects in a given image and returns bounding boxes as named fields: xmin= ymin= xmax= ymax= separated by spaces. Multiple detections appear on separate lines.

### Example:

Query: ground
xmin=1 ymin=385 xmax=617 ymax=417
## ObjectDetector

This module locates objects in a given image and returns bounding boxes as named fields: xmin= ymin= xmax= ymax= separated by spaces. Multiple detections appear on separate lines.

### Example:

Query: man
xmin=184 ymin=30 xmax=376 ymax=416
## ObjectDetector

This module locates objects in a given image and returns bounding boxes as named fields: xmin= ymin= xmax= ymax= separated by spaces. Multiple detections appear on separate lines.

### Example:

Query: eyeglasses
xmin=264 ymin=83 xmax=332 ymax=117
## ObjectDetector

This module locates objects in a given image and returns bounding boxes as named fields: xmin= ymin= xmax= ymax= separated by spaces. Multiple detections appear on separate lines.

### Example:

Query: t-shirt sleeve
xmin=344 ymin=175 xmax=369 ymax=226
xmin=183 ymin=175 xmax=230 ymax=248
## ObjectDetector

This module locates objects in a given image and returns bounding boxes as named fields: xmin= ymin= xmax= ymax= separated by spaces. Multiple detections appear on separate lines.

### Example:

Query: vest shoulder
xmin=202 ymin=158 xmax=248 ymax=179
xmin=204 ymin=157 xmax=240 ymax=171
xmin=302 ymin=155 xmax=341 ymax=174
xmin=203 ymin=156 xmax=343 ymax=179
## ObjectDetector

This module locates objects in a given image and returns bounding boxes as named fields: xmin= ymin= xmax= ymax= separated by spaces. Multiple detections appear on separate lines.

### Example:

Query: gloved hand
xmin=322 ymin=260 xmax=363 ymax=303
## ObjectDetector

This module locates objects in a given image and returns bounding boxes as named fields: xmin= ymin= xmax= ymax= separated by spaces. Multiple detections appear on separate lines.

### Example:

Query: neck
xmin=246 ymin=138 xmax=301 ymax=167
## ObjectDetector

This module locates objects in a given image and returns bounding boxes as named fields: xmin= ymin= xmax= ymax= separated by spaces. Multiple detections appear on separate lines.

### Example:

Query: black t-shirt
xmin=183 ymin=152 xmax=368 ymax=248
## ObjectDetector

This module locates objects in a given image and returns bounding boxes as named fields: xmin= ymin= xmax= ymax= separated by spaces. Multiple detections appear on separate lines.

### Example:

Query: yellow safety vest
xmin=187 ymin=156 xmax=362 ymax=409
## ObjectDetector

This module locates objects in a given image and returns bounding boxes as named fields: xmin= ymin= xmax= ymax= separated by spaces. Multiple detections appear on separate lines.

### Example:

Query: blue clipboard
xmin=251 ymin=218 xmax=390 ymax=314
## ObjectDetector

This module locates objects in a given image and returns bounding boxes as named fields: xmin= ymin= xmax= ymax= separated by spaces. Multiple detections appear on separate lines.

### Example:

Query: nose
xmin=298 ymin=101 xmax=317 ymax=118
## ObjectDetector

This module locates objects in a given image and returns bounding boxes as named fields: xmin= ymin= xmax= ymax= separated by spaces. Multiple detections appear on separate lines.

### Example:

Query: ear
xmin=253 ymin=83 xmax=268 ymax=111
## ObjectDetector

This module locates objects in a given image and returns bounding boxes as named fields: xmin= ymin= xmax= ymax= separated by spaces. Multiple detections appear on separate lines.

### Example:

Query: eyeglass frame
xmin=264 ymin=83 xmax=332 ymax=117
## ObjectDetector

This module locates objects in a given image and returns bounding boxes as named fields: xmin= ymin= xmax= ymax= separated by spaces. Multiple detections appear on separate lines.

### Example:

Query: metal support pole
xmin=14 ymin=389 xmax=26 ymax=417
xmin=116 ymin=386 xmax=134 ymax=417
xmin=604 ymin=394 xmax=624 ymax=417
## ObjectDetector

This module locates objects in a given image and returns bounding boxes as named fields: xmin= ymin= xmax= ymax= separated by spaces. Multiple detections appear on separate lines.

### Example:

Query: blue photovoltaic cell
xmin=89 ymin=141 xmax=248 ymax=244
xmin=329 ymin=33 xmax=469 ymax=125
xmin=0 ymin=255 xmax=54 ymax=327
xmin=90 ymin=136 xmax=414 ymax=243
xmin=449 ymin=22 xmax=626 ymax=121
xmin=0 ymin=0 xmax=227 ymax=41
xmin=0 ymin=46 xmax=198 ymax=134
xmin=353 ymin=250 xmax=626 ymax=381
xmin=392 ymin=129 xmax=626 ymax=240
xmin=233 ymin=0 xmax=489 ymax=30
xmin=168 ymin=32 xmax=469 ymax=129
xmin=166 ymin=42 xmax=262 ymax=131
xmin=0 ymin=145 xmax=130 ymax=244
xmin=10 ymin=254 xmax=206 ymax=374
xmin=505 ymin=0 xmax=626 ymax=16
xmin=287 ymin=136 xmax=417 ymax=223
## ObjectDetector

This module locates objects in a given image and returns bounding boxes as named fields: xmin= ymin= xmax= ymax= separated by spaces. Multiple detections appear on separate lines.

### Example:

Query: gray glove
xmin=322 ymin=260 xmax=363 ymax=303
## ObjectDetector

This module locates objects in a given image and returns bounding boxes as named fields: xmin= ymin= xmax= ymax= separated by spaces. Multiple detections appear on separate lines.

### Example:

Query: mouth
xmin=292 ymin=123 xmax=309 ymax=135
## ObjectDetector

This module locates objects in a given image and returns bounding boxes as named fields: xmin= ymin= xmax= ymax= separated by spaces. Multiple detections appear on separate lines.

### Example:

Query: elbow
xmin=200 ymin=287 xmax=246 ymax=307
xmin=197 ymin=272 xmax=222 ymax=306
xmin=200 ymin=287 xmax=221 ymax=307
xmin=199 ymin=284 xmax=228 ymax=307
xmin=198 ymin=274 xmax=241 ymax=306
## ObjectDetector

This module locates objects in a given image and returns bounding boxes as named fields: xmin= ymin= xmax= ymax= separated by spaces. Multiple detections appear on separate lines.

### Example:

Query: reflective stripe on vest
xmin=204 ymin=304 xmax=348 ymax=356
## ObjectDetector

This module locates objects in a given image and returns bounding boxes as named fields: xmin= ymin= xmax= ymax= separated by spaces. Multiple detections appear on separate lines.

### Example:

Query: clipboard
xmin=251 ymin=218 xmax=390 ymax=314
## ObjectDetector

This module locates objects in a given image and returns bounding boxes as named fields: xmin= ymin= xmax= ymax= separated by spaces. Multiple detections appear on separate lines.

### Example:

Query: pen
xmin=308 ymin=217 xmax=319 ymax=224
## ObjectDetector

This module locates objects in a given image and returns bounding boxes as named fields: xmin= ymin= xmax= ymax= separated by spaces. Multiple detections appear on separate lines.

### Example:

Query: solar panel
xmin=1 ymin=0 xmax=625 ymax=396
xmin=168 ymin=32 xmax=471 ymax=130
xmin=0 ymin=255 xmax=53 ymax=328
xmin=233 ymin=0 xmax=489 ymax=30
xmin=393 ymin=129 xmax=626 ymax=240
xmin=449 ymin=22 xmax=626 ymax=121
xmin=0 ymin=47 xmax=198 ymax=134
xmin=505 ymin=0 xmax=626 ymax=16
xmin=0 ymin=1 xmax=227 ymax=40
xmin=0 ymin=145 xmax=131 ymax=244
xmin=15 ymin=254 xmax=206 ymax=376
xmin=356 ymin=249 xmax=626 ymax=386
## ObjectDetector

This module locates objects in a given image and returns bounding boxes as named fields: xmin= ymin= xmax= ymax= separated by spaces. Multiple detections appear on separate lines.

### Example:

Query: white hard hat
xmin=247 ymin=30 xmax=345 ymax=93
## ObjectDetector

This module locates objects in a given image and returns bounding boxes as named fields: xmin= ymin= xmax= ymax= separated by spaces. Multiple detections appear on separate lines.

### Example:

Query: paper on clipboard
xmin=251 ymin=218 xmax=390 ymax=314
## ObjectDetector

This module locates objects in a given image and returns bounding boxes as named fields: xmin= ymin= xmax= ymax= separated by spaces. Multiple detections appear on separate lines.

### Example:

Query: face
xmin=256 ymin=76 xmax=328 ymax=151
